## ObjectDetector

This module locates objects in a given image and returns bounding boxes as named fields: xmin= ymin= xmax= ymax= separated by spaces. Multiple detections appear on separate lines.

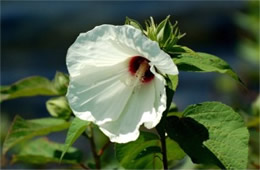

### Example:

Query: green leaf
xmin=167 ymin=102 xmax=181 ymax=117
xmin=156 ymin=75 xmax=178 ymax=140
xmin=184 ymin=102 xmax=249 ymax=169
xmin=46 ymin=96 xmax=72 ymax=119
xmin=166 ymin=45 xmax=194 ymax=56
xmin=163 ymin=75 xmax=178 ymax=118
xmin=167 ymin=102 xmax=249 ymax=169
xmin=0 ymin=76 xmax=59 ymax=102
xmin=174 ymin=52 xmax=243 ymax=84
xmin=166 ymin=116 xmax=224 ymax=168
xmin=166 ymin=138 xmax=186 ymax=164
xmin=168 ymin=102 xmax=178 ymax=112
xmin=60 ymin=117 xmax=89 ymax=161
xmin=165 ymin=74 xmax=178 ymax=108
xmin=166 ymin=75 xmax=178 ymax=92
xmin=12 ymin=137 xmax=82 ymax=164
xmin=116 ymin=132 xmax=162 ymax=169
xmin=52 ymin=71 xmax=69 ymax=95
xmin=115 ymin=132 xmax=185 ymax=169
xmin=0 ymin=72 xmax=69 ymax=102
xmin=252 ymin=95 xmax=260 ymax=116
xmin=125 ymin=16 xmax=143 ymax=31
xmin=2 ymin=116 xmax=70 ymax=155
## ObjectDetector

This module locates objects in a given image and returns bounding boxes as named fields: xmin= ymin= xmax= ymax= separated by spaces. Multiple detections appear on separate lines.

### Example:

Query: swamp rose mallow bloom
xmin=66 ymin=25 xmax=178 ymax=143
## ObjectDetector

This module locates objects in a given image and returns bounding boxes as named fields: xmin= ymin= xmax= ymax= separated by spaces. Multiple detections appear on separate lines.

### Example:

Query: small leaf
xmin=2 ymin=116 xmax=70 ymax=155
xmin=125 ymin=16 xmax=143 ymax=31
xmin=184 ymin=102 xmax=249 ymax=169
xmin=0 ymin=76 xmax=58 ymax=102
xmin=166 ymin=75 xmax=178 ymax=92
xmin=164 ymin=75 xmax=178 ymax=116
xmin=166 ymin=45 xmax=195 ymax=56
xmin=115 ymin=131 xmax=162 ymax=169
xmin=46 ymin=96 xmax=72 ymax=119
xmin=115 ymin=131 xmax=185 ymax=169
xmin=60 ymin=117 xmax=89 ymax=161
xmin=12 ymin=137 xmax=82 ymax=164
xmin=166 ymin=138 xmax=186 ymax=163
xmin=52 ymin=71 xmax=69 ymax=95
xmin=174 ymin=52 xmax=243 ymax=84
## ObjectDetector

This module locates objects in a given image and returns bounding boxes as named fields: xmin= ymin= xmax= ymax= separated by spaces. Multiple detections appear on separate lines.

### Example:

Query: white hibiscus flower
xmin=66 ymin=24 xmax=178 ymax=143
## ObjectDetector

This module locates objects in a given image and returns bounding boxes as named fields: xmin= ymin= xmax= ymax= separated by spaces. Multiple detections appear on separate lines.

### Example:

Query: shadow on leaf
xmin=166 ymin=116 xmax=225 ymax=169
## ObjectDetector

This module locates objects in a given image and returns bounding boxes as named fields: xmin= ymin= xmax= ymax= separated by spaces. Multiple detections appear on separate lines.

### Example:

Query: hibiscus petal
xmin=67 ymin=24 xmax=178 ymax=79
xmin=99 ymin=75 xmax=165 ymax=143
xmin=67 ymin=61 xmax=134 ymax=125
xmin=149 ymin=53 xmax=179 ymax=76
xmin=67 ymin=25 xmax=141 ymax=79
xmin=144 ymin=72 xmax=167 ymax=129
xmin=113 ymin=25 xmax=178 ymax=76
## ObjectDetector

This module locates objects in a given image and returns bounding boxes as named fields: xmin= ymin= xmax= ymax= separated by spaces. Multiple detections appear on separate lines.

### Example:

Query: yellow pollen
xmin=135 ymin=60 xmax=149 ymax=82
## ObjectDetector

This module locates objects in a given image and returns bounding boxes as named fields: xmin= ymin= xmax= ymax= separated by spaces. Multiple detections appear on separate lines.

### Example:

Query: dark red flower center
xmin=129 ymin=56 xmax=154 ymax=83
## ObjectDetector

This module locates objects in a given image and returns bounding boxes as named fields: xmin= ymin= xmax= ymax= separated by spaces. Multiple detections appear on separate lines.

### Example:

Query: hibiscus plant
xmin=1 ymin=16 xmax=249 ymax=169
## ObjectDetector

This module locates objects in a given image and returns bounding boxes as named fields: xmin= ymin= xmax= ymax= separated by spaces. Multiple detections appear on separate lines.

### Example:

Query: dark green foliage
xmin=12 ymin=137 xmax=82 ymax=164
xmin=3 ymin=116 xmax=70 ymax=155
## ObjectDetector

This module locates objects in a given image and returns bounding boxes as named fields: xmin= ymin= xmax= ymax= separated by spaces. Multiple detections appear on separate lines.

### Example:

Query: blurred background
xmin=1 ymin=1 xmax=259 ymax=169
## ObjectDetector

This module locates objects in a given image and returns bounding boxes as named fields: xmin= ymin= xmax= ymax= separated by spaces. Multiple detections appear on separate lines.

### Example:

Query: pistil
xmin=128 ymin=56 xmax=155 ymax=84
xmin=135 ymin=60 xmax=150 ymax=82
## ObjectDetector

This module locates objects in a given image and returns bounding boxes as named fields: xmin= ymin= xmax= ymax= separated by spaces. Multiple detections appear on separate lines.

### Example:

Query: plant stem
xmin=156 ymin=117 xmax=168 ymax=170
xmin=98 ymin=140 xmax=111 ymax=156
xmin=87 ymin=125 xmax=101 ymax=169
xmin=160 ymin=133 xmax=168 ymax=169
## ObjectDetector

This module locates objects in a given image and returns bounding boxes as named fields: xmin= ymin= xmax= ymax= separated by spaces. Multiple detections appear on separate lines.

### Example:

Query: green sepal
xmin=144 ymin=17 xmax=157 ymax=41
xmin=125 ymin=16 xmax=143 ymax=31
xmin=156 ymin=15 xmax=172 ymax=47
